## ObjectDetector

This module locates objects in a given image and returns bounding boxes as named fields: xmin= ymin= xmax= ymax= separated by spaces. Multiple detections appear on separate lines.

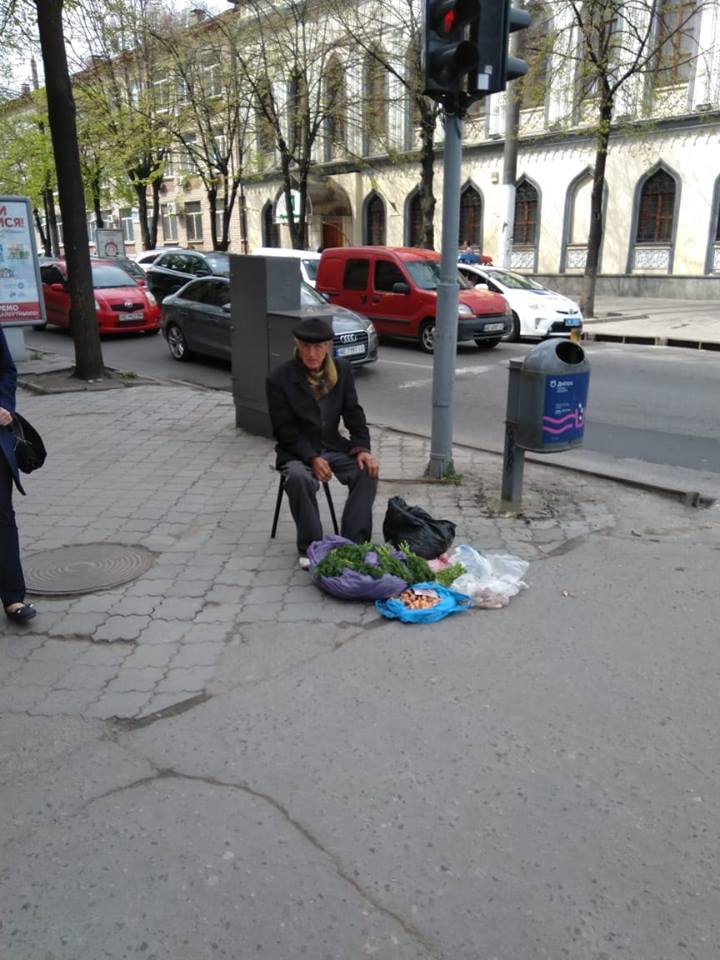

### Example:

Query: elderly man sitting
xmin=266 ymin=317 xmax=379 ymax=561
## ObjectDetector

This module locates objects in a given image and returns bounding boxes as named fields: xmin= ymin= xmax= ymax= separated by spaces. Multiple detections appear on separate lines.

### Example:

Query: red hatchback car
xmin=38 ymin=258 xmax=160 ymax=334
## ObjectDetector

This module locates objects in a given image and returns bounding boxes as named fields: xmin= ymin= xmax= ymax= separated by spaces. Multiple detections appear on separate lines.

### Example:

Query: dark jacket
xmin=0 ymin=326 xmax=23 ymax=494
xmin=266 ymin=356 xmax=371 ymax=467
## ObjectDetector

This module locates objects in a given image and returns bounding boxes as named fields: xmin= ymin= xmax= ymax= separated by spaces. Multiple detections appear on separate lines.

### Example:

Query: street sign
xmin=0 ymin=195 xmax=46 ymax=328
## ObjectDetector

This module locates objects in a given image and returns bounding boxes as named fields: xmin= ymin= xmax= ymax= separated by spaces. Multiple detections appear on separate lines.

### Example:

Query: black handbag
xmin=12 ymin=413 xmax=47 ymax=474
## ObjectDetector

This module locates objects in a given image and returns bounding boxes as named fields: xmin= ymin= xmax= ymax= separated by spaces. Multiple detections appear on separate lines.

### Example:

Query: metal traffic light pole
xmin=427 ymin=104 xmax=464 ymax=479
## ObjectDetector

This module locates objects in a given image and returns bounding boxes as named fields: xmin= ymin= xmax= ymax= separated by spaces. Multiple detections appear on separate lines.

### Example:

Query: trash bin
xmin=515 ymin=339 xmax=591 ymax=453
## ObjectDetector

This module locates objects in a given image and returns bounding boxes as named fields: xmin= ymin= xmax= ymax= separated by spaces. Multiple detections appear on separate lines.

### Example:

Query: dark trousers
xmin=0 ymin=455 xmax=25 ymax=606
xmin=281 ymin=451 xmax=378 ymax=555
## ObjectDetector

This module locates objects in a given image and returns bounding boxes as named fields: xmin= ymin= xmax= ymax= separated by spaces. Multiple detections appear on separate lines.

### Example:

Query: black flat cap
xmin=292 ymin=317 xmax=334 ymax=342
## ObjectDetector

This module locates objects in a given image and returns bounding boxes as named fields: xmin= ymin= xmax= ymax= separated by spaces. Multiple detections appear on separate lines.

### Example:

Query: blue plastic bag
xmin=375 ymin=582 xmax=473 ymax=623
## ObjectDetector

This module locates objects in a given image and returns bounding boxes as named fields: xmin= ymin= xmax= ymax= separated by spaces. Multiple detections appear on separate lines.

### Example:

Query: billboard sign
xmin=95 ymin=228 xmax=125 ymax=258
xmin=0 ymin=195 xmax=46 ymax=327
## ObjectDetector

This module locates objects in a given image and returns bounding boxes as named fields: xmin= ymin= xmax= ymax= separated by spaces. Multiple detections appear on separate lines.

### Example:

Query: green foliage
xmin=434 ymin=562 xmax=465 ymax=587
xmin=313 ymin=541 xmax=432 ymax=583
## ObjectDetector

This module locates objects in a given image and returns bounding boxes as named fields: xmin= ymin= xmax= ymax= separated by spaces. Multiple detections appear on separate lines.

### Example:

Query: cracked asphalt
xmin=1 ymin=382 xmax=719 ymax=959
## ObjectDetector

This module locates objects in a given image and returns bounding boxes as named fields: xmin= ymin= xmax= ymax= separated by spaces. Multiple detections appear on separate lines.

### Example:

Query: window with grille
xmin=636 ymin=170 xmax=675 ymax=242
xmin=365 ymin=194 xmax=386 ymax=246
xmin=514 ymin=180 xmax=538 ymax=245
xmin=459 ymin=186 xmax=483 ymax=246
xmin=407 ymin=192 xmax=423 ymax=247
xmin=325 ymin=58 xmax=346 ymax=159
xmin=655 ymin=0 xmax=697 ymax=85
xmin=185 ymin=201 xmax=203 ymax=242
xmin=262 ymin=202 xmax=279 ymax=247
xmin=120 ymin=208 xmax=135 ymax=244
xmin=364 ymin=52 xmax=387 ymax=151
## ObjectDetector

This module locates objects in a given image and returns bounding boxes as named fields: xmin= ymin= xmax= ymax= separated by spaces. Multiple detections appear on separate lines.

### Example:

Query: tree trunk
xmin=92 ymin=180 xmax=104 ymax=230
xmin=33 ymin=208 xmax=49 ymax=256
xmin=208 ymin=186 xmax=218 ymax=250
xmin=43 ymin=184 xmax=60 ymax=256
xmin=581 ymin=92 xmax=613 ymax=318
xmin=149 ymin=180 xmax=161 ymax=249
xmin=133 ymin=181 xmax=150 ymax=249
xmin=36 ymin=0 xmax=104 ymax=381
xmin=418 ymin=100 xmax=436 ymax=249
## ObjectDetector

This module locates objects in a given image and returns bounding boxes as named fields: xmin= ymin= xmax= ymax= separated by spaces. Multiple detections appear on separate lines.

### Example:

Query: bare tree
xmin=330 ymin=0 xmax=441 ymax=249
xmin=69 ymin=0 xmax=174 ymax=250
xmin=542 ymin=0 xmax=706 ymax=315
xmin=232 ymin=0 xmax=347 ymax=249
xmin=151 ymin=9 xmax=253 ymax=250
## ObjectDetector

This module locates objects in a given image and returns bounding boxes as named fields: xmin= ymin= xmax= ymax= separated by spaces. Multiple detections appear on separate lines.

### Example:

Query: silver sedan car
xmin=161 ymin=278 xmax=379 ymax=366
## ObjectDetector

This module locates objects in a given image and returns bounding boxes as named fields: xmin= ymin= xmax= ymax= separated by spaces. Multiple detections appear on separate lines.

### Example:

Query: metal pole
xmin=427 ymin=109 xmax=463 ymax=479
xmin=500 ymin=358 xmax=525 ymax=505
xmin=497 ymin=31 xmax=521 ymax=269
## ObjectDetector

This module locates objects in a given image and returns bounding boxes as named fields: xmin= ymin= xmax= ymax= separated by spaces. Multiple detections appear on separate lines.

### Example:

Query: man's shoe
xmin=298 ymin=556 xmax=311 ymax=570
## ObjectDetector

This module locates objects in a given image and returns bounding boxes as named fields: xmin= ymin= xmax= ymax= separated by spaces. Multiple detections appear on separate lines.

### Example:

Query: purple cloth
xmin=307 ymin=535 xmax=407 ymax=601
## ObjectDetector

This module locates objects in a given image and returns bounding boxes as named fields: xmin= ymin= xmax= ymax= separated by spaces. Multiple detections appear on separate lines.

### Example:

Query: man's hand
xmin=356 ymin=451 xmax=379 ymax=478
xmin=0 ymin=406 xmax=12 ymax=427
xmin=311 ymin=456 xmax=333 ymax=482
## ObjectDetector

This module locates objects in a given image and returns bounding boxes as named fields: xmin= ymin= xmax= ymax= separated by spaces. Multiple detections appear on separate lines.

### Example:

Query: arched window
xmin=262 ymin=201 xmax=279 ymax=248
xmin=636 ymin=169 xmax=675 ymax=242
xmin=325 ymin=57 xmax=346 ymax=161
xmin=459 ymin=184 xmax=483 ymax=247
xmin=364 ymin=193 xmax=386 ymax=246
xmin=406 ymin=190 xmax=423 ymax=247
xmin=514 ymin=179 xmax=538 ymax=245
xmin=364 ymin=50 xmax=387 ymax=153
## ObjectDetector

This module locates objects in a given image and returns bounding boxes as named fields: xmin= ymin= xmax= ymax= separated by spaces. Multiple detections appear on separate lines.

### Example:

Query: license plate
xmin=483 ymin=322 xmax=506 ymax=332
xmin=564 ymin=317 xmax=582 ymax=328
xmin=119 ymin=311 xmax=144 ymax=322
xmin=337 ymin=343 xmax=365 ymax=357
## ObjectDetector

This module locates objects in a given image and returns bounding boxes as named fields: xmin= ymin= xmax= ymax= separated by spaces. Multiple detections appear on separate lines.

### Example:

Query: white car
xmin=131 ymin=247 xmax=186 ymax=270
xmin=252 ymin=247 xmax=321 ymax=287
xmin=458 ymin=263 xmax=583 ymax=341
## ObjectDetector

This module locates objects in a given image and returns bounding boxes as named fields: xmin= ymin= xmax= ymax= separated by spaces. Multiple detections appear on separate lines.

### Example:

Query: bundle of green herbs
xmin=312 ymin=541 xmax=464 ymax=587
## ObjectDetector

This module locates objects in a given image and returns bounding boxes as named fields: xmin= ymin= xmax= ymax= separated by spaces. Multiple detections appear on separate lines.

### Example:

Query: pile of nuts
xmin=397 ymin=588 xmax=440 ymax=610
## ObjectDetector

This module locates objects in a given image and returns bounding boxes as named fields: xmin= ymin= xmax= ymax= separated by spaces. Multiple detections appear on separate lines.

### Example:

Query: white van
xmin=251 ymin=247 xmax=321 ymax=287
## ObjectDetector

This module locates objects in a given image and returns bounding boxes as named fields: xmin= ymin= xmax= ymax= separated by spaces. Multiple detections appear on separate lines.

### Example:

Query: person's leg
xmin=0 ymin=456 xmax=26 ymax=608
xmin=324 ymin=452 xmax=377 ymax=543
xmin=281 ymin=460 xmax=323 ymax=555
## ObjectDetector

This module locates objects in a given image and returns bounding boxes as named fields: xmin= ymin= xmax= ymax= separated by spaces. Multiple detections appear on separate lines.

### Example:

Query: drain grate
xmin=24 ymin=543 xmax=156 ymax=596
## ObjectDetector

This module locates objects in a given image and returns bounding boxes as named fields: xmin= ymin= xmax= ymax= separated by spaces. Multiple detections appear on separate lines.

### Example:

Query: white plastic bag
xmin=447 ymin=545 xmax=529 ymax=608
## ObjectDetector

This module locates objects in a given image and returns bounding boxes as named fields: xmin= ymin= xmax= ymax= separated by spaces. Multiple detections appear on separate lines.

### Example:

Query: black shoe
xmin=4 ymin=602 xmax=37 ymax=623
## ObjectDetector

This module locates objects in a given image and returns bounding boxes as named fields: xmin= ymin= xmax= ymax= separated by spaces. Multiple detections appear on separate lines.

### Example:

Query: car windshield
xmin=91 ymin=265 xmax=136 ymax=288
xmin=486 ymin=269 xmax=544 ymax=291
xmin=300 ymin=282 xmax=326 ymax=306
xmin=204 ymin=253 xmax=230 ymax=276
xmin=405 ymin=260 xmax=441 ymax=290
xmin=302 ymin=258 xmax=319 ymax=281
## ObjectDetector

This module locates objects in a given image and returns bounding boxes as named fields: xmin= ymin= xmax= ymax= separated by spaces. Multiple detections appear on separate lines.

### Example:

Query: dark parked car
xmin=146 ymin=249 xmax=230 ymax=302
xmin=161 ymin=278 xmax=378 ymax=367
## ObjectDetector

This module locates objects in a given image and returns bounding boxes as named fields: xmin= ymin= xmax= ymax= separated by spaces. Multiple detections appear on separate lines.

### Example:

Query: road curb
xmin=582 ymin=331 xmax=720 ymax=351
xmin=370 ymin=421 xmax=717 ymax=510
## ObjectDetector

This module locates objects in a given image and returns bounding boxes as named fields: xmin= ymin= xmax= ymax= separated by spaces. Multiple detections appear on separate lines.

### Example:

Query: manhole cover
xmin=24 ymin=543 xmax=156 ymax=596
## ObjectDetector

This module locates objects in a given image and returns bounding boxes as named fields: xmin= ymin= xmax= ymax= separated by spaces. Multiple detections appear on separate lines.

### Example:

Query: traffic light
xmin=469 ymin=0 xmax=531 ymax=97
xmin=423 ymin=0 xmax=482 ymax=102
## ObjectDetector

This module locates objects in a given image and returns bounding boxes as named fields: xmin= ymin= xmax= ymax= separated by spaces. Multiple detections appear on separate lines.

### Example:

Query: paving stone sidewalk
xmin=2 ymin=383 xmax=626 ymax=721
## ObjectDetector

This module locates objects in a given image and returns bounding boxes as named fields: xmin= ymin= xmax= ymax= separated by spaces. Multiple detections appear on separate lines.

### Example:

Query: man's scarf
xmin=300 ymin=352 xmax=338 ymax=399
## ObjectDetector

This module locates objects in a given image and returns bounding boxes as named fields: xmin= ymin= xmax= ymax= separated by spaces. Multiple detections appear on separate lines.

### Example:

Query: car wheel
xmin=503 ymin=311 xmax=521 ymax=342
xmin=419 ymin=320 xmax=435 ymax=353
xmin=166 ymin=323 xmax=190 ymax=361
xmin=475 ymin=337 xmax=501 ymax=349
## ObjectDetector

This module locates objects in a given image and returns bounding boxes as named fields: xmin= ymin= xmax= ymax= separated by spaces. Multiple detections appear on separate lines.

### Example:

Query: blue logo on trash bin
xmin=542 ymin=372 xmax=589 ymax=444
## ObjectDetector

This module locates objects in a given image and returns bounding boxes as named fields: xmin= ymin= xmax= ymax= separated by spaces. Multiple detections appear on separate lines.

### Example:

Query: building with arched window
xmin=14 ymin=0 xmax=720 ymax=297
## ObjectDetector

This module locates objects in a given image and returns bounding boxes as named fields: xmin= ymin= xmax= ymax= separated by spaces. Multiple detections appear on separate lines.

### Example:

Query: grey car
xmin=161 ymin=277 xmax=379 ymax=366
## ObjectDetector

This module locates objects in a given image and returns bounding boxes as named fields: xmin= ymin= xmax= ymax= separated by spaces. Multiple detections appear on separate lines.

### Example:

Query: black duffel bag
xmin=12 ymin=413 xmax=47 ymax=474
xmin=382 ymin=496 xmax=456 ymax=560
